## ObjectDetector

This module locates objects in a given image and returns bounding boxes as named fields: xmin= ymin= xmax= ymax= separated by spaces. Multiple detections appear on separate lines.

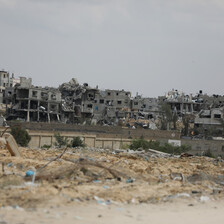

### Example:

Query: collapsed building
xmin=7 ymin=77 xmax=61 ymax=122
xmin=194 ymin=107 xmax=224 ymax=129
xmin=0 ymin=70 xmax=20 ymax=104
xmin=3 ymin=72 xmax=224 ymax=134
xmin=5 ymin=77 xmax=159 ymax=127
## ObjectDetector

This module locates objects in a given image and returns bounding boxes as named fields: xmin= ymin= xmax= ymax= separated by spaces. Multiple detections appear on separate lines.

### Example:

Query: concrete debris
xmin=2 ymin=133 xmax=20 ymax=157
xmin=1 ymin=146 xmax=224 ymax=208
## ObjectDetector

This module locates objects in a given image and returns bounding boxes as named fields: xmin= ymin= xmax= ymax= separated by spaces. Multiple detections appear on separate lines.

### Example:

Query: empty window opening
xmin=214 ymin=114 xmax=221 ymax=119
xmin=51 ymin=94 xmax=56 ymax=100
xmin=32 ymin=91 xmax=38 ymax=98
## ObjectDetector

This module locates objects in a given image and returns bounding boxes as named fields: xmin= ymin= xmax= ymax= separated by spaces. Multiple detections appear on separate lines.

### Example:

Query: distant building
xmin=0 ymin=70 xmax=20 ymax=104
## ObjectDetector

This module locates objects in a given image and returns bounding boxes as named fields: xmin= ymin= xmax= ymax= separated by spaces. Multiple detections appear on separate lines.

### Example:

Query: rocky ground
xmin=0 ymin=147 xmax=224 ymax=223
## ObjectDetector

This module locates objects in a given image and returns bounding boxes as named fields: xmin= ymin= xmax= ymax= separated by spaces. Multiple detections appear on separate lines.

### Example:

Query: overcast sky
xmin=0 ymin=0 xmax=224 ymax=97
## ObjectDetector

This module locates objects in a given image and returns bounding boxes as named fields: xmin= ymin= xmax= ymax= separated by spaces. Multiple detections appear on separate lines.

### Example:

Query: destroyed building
xmin=0 ymin=70 xmax=20 ymax=104
xmin=5 ymin=77 xmax=160 ymax=127
xmin=131 ymin=95 xmax=160 ymax=120
xmin=59 ymin=81 xmax=132 ymax=125
xmin=7 ymin=77 xmax=61 ymax=122
xmin=194 ymin=107 xmax=224 ymax=130
xmin=159 ymin=89 xmax=215 ymax=117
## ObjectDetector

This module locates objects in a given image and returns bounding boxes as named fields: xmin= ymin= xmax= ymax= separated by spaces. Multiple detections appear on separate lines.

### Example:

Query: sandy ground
xmin=1 ymin=147 xmax=224 ymax=223
xmin=1 ymin=200 xmax=224 ymax=224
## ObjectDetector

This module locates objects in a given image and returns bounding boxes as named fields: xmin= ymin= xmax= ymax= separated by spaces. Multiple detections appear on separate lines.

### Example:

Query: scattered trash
xmin=192 ymin=190 xmax=202 ymax=194
xmin=200 ymin=196 xmax=210 ymax=202
xmin=180 ymin=153 xmax=193 ymax=158
xmin=212 ymin=188 xmax=222 ymax=195
xmin=25 ymin=170 xmax=35 ymax=177
xmin=1 ymin=146 xmax=224 ymax=208
xmin=93 ymin=180 xmax=102 ymax=183
xmin=126 ymin=178 xmax=135 ymax=183
xmin=164 ymin=193 xmax=190 ymax=201
xmin=94 ymin=196 xmax=111 ymax=205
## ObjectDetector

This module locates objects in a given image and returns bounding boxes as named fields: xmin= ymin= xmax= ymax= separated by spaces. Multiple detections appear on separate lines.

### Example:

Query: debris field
xmin=1 ymin=147 xmax=224 ymax=208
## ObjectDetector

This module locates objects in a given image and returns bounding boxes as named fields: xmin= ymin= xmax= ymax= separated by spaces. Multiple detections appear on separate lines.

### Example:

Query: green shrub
xmin=130 ymin=138 xmax=191 ymax=155
xmin=70 ymin=137 xmax=85 ymax=148
xmin=41 ymin=144 xmax=51 ymax=149
xmin=121 ymin=143 xmax=130 ymax=150
xmin=10 ymin=126 xmax=31 ymax=147
xmin=130 ymin=137 xmax=150 ymax=150
xmin=54 ymin=133 xmax=69 ymax=148
xmin=156 ymin=143 xmax=191 ymax=155
xmin=148 ymin=140 xmax=160 ymax=149
xmin=203 ymin=149 xmax=215 ymax=158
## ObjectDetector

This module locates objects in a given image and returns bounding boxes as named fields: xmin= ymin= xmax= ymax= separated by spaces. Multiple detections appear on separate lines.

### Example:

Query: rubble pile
xmin=1 ymin=146 xmax=224 ymax=208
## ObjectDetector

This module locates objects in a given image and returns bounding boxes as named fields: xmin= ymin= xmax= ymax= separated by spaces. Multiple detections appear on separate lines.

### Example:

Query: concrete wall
xmin=2 ymin=124 xmax=224 ymax=155
xmin=7 ymin=122 xmax=181 ymax=140
xmin=182 ymin=139 xmax=224 ymax=156
xmin=26 ymin=132 xmax=224 ymax=156
xmin=26 ymin=130 xmax=132 ymax=149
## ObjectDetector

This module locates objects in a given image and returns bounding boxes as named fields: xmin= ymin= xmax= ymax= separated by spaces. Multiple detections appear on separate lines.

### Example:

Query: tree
xmin=54 ymin=133 xmax=69 ymax=148
xmin=10 ymin=126 xmax=31 ymax=147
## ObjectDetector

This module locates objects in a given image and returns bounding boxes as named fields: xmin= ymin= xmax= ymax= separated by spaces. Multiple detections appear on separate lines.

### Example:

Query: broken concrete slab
xmin=3 ymin=133 xmax=20 ymax=157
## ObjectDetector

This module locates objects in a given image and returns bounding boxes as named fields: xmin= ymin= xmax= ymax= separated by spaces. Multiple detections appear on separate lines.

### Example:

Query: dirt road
xmin=1 ymin=200 xmax=224 ymax=224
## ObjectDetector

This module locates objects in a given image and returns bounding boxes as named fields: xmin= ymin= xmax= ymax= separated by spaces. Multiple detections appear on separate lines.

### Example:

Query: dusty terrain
xmin=1 ymin=147 xmax=224 ymax=223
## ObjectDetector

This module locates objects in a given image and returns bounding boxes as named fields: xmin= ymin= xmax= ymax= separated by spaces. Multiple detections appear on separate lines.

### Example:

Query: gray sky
xmin=0 ymin=0 xmax=224 ymax=97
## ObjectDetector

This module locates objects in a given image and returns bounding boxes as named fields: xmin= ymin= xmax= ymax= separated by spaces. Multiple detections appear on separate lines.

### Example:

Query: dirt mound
xmin=1 ymin=147 xmax=224 ymax=208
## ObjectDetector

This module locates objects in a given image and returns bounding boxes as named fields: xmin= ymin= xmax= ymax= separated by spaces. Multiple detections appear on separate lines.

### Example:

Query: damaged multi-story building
xmin=194 ymin=107 xmax=224 ymax=130
xmin=59 ymin=80 xmax=132 ymax=125
xmin=0 ymin=70 xmax=20 ymax=104
xmin=5 ymin=76 xmax=160 ymax=127
xmin=7 ymin=77 xmax=61 ymax=122
xmin=131 ymin=94 xmax=160 ymax=119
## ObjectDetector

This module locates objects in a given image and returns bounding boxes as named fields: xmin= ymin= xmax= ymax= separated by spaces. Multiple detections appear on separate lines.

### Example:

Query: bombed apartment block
xmin=7 ymin=77 xmax=61 ymax=122
xmin=59 ymin=79 xmax=101 ymax=123
xmin=131 ymin=95 xmax=160 ymax=120
xmin=92 ymin=89 xmax=132 ymax=124
xmin=0 ymin=70 xmax=20 ymax=104
xmin=159 ymin=89 xmax=202 ymax=116
xmin=4 ymin=75 xmax=160 ymax=126
xmin=59 ymin=78 xmax=84 ymax=123
xmin=194 ymin=108 xmax=224 ymax=128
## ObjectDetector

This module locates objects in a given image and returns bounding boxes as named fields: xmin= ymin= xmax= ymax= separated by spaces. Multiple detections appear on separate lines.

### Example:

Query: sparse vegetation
xmin=10 ymin=125 xmax=31 ymax=147
xmin=203 ymin=149 xmax=215 ymax=158
xmin=70 ymin=136 xmax=85 ymax=148
xmin=130 ymin=138 xmax=191 ymax=155
xmin=54 ymin=133 xmax=69 ymax=148
xmin=54 ymin=134 xmax=85 ymax=148
xmin=120 ymin=143 xmax=130 ymax=150
xmin=41 ymin=144 xmax=51 ymax=149
xmin=130 ymin=137 xmax=150 ymax=150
